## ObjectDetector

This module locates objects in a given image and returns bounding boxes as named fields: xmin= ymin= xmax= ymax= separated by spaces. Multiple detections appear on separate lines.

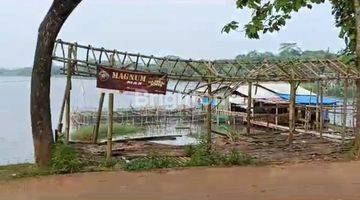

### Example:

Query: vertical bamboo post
xmin=288 ymin=81 xmax=297 ymax=144
xmin=206 ymin=82 xmax=212 ymax=150
xmin=106 ymin=93 xmax=114 ymax=161
xmin=56 ymin=85 xmax=68 ymax=141
xmin=316 ymin=81 xmax=320 ymax=130
xmin=319 ymin=82 xmax=324 ymax=138
xmin=342 ymin=79 xmax=349 ymax=143
xmin=106 ymin=53 xmax=116 ymax=160
xmin=92 ymin=92 xmax=105 ymax=143
xmin=275 ymin=104 xmax=279 ymax=126
xmin=246 ymin=82 xmax=252 ymax=135
xmin=65 ymin=45 xmax=73 ymax=143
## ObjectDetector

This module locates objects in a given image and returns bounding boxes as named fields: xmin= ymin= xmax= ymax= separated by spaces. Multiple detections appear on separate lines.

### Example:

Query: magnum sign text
xmin=97 ymin=66 xmax=168 ymax=94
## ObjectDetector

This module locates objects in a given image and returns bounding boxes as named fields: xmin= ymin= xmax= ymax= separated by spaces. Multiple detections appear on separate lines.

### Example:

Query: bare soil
xmin=75 ymin=127 xmax=350 ymax=164
xmin=1 ymin=161 xmax=360 ymax=200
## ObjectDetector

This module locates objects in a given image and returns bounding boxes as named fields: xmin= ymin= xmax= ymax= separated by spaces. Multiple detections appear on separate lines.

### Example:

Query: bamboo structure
xmin=52 ymin=40 xmax=360 ymax=147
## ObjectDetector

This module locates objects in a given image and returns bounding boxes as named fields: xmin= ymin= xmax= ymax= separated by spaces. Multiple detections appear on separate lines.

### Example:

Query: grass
xmin=72 ymin=123 xmax=143 ymax=142
xmin=0 ymin=163 xmax=44 ymax=180
xmin=0 ymin=139 xmax=257 ymax=180
xmin=122 ymin=139 xmax=257 ymax=171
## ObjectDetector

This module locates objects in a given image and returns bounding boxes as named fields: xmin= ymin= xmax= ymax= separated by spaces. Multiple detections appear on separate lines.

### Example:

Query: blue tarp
xmin=201 ymin=97 xmax=218 ymax=107
xmin=278 ymin=94 xmax=339 ymax=105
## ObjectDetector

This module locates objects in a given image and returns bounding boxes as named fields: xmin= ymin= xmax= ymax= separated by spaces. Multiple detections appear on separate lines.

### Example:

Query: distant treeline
xmin=0 ymin=66 xmax=63 ymax=76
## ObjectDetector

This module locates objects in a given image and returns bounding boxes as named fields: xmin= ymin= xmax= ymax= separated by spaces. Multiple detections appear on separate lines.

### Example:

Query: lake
xmin=0 ymin=76 xmax=199 ymax=166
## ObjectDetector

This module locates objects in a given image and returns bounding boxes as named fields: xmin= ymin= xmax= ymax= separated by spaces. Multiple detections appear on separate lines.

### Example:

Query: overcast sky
xmin=0 ymin=0 xmax=344 ymax=69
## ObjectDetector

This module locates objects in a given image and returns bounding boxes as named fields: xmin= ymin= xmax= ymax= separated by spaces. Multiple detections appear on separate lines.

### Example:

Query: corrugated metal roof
xmin=259 ymin=82 xmax=314 ymax=95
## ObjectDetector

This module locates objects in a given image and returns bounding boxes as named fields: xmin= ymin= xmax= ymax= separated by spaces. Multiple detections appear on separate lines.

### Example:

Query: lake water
xmin=0 ymin=76 xmax=199 ymax=166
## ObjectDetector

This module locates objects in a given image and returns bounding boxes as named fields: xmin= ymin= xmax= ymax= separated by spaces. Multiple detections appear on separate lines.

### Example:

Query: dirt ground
xmin=1 ymin=161 xmax=360 ymax=200
xmin=76 ymin=126 xmax=350 ymax=164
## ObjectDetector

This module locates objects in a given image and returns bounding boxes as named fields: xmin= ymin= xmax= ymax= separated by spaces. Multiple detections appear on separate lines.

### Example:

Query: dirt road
xmin=1 ymin=161 xmax=360 ymax=200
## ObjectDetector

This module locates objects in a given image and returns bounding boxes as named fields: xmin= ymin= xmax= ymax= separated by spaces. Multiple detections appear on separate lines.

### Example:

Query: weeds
xmin=51 ymin=142 xmax=83 ymax=174
xmin=72 ymin=123 xmax=142 ymax=142
xmin=122 ymin=153 xmax=179 ymax=171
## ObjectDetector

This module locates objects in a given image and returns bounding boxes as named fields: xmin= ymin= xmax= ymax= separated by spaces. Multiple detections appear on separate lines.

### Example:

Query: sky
xmin=0 ymin=0 xmax=345 ymax=69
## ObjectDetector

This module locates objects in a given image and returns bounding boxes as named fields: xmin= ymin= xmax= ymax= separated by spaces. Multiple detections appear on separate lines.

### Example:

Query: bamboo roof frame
xmin=52 ymin=40 xmax=360 ymax=97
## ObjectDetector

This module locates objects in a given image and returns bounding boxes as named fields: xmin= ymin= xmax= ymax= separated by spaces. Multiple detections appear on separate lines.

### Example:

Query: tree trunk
xmin=31 ymin=0 xmax=81 ymax=167
xmin=354 ymin=0 xmax=360 ymax=152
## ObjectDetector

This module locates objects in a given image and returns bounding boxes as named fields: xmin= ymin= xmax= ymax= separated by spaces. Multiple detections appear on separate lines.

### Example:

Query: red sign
xmin=97 ymin=66 xmax=168 ymax=94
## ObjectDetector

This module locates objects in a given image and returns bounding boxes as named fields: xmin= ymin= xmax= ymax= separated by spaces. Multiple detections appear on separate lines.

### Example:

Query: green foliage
xmin=72 ymin=123 xmax=141 ymax=142
xmin=224 ymin=0 xmax=355 ymax=55
xmin=234 ymin=44 xmax=337 ymax=62
xmin=122 ymin=153 xmax=179 ymax=171
xmin=185 ymin=138 xmax=254 ymax=167
xmin=51 ymin=143 xmax=83 ymax=174
xmin=184 ymin=145 xmax=197 ymax=157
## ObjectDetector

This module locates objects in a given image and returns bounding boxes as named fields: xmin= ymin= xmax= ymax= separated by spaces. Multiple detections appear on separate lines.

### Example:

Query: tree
xmin=278 ymin=43 xmax=302 ymax=58
xmin=31 ymin=0 xmax=82 ymax=167
xmin=223 ymin=0 xmax=360 ymax=152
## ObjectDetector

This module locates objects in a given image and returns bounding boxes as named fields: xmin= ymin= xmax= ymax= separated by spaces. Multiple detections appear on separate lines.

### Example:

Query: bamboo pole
xmin=316 ymin=81 xmax=320 ymax=130
xmin=65 ymin=45 xmax=73 ymax=143
xmin=319 ymin=82 xmax=324 ymax=139
xmin=92 ymin=92 xmax=105 ymax=143
xmin=342 ymin=79 xmax=349 ymax=143
xmin=56 ymin=84 xmax=68 ymax=141
xmin=288 ymin=81 xmax=297 ymax=144
xmin=246 ymin=82 xmax=252 ymax=135
xmin=206 ymin=82 xmax=212 ymax=150
xmin=106 ymin=93 xmax=114 ymax=161
xmin=275 ymin=104 xmax=279 ymax=126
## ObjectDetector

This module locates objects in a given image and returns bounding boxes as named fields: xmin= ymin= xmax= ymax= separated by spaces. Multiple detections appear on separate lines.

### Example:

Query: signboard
xmin=97 ymin=66 xmax=168 ymax=94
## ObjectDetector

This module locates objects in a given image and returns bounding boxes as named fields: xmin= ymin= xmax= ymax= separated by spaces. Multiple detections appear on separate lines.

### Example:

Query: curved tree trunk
xmin=31 ymin=0 xmax=81 ymax=167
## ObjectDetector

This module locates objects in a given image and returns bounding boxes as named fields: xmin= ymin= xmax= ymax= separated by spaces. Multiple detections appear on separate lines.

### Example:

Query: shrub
xmin=184 ymin=145 xmax=196 ymax=157
xmin=122 ymin=153 xmax=180 ymax=171
xmin=51 ymin=143 xmax=83 ymax=174
xmin=222 ymin=149 xmax=254 ymax=166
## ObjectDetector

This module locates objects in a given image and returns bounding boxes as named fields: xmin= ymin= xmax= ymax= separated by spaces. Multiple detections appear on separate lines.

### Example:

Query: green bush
xmin=222 ymin=149 xmax=254 ymax=166
xmin=184 ymin=145 xmax=196 ymax=157
xmin=122 ymin=154 xmax=180 ymax=171
xmin=72 ymin=123 xmax=142 ymax=142
xmin=51 ymin=143 xmax=83 ymax=174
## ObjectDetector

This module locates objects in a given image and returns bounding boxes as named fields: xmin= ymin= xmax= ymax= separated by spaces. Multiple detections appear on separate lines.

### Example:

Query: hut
xmin=214 ymin=82 xmax=338 ymax=128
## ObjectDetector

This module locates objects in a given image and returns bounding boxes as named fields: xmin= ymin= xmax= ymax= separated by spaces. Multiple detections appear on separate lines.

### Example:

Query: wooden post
xmin=275 ymin=104 xmax=279 ymax=126
xmin=316 ymin=82 xmax=320 ymax=130
xmin=92 ymin=92 xmax=105 ymax=143
xmin=65 ymin=45 xmax=73 ymax=143
xmin=319 ymin=82 xmax=324 ymax=138
xmin=206 ymin=82 xmax=212 ymax=150
xmin=342 ymin=79 xmax=349 ymax=143
xmin=246 ymin=82 xmax=252 ymax=135
xmin=106 ymin=93 xmax=114 ymax=161
xmin=288 ymin=81 xmax=297 ymax=144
